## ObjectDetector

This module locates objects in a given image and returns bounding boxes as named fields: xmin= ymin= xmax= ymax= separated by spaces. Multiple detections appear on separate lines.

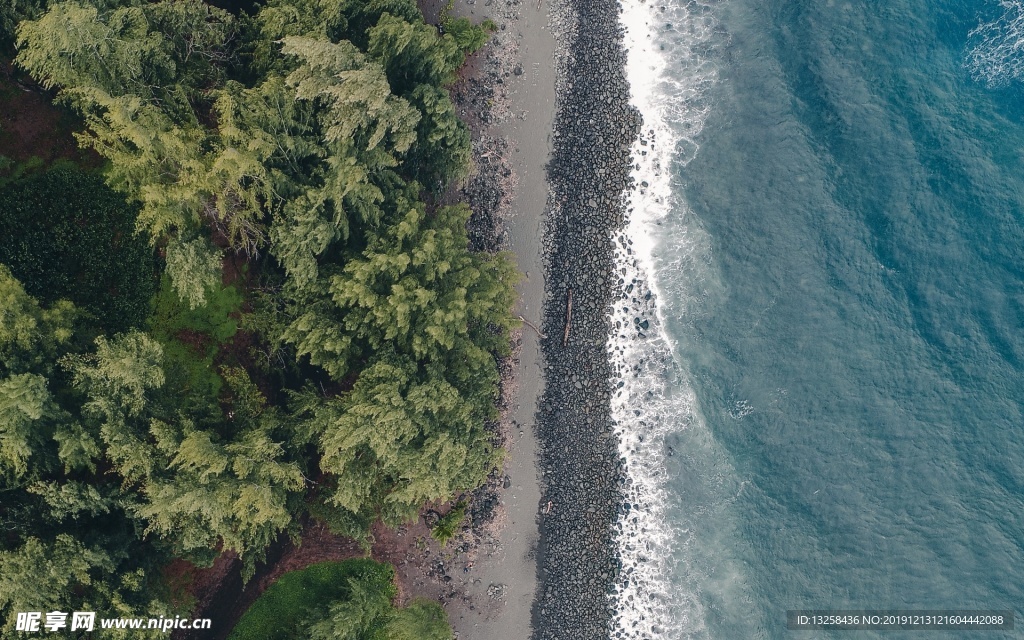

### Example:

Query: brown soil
xmin=175 ymin=329 xmax=216 ymax=355
xmin=174 ymin=514 xmax=470 ymax=640
xmin=0 ymin=59 xmax=99 ymax=169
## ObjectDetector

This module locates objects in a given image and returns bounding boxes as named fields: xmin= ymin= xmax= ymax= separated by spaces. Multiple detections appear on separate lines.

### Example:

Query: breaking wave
xmin=608 ymin=1 xmax=722 ymax=638
xmin=967 ymin=0 xmax=1024 ymax=86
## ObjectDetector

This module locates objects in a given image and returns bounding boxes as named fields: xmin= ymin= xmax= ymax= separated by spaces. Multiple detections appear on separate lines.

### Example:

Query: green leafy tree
xmin=365 ymin=13 xmax=463 ymax=91
xmin=284 ymin=201 xmax=516 ymax=380
xmin=0 ymin=534 xmax=173 ymax=637
xmin=228 ymin=559 xmax=450 ymax=640
xmin=282 ymin=196 xmax=515 ymax=526
xmin=165 ymin=236 xmax=224 ymax=310
xmin=15 ymin=0 xmax=233 ymax=107
xmin=27 ymin=479 xmax=114 ymax=521
xmin=70 ymin=335 xmax=304 ymax=577
xmin=0 ymin=373 xmax=59 ymax=480
xmin=15 ymin=2 xmax=176 ymax=98
xmin=136 ymin=415 xmax=305 ymax=579
xmin=291 ymin=352 xmax=499 ymax=526
xmin=405 ymin=83 xmax=470 ymax=189
xmin=0 ymin=534 xmax=115 ymax=616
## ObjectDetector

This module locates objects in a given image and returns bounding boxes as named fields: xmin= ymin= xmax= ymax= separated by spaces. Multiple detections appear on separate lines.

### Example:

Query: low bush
xmin=0 ymin=167 xmax=157 ymax=334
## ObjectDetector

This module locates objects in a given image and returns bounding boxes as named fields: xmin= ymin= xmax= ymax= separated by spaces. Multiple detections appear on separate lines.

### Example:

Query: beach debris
xmin=519 ymin=314 xmax=547 ymax=338
xmin=563 ymin=288 xmax=573 ymax=347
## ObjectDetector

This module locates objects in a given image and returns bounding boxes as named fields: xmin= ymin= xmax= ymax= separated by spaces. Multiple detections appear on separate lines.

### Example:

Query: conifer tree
xmin=0 ymin=373 xmax=57 ymax=480
xmin=69 ymin=337 xmax=305 ymax=576
xmin=12 ymin=0 xmax=517 ymax=588
xmin=0 ymin=535 xmax=115 ymax=615
xmin=0 ymin=265 xmax=76 ymax=376
xmin=165 ymin=236 xmax=224 ymax=310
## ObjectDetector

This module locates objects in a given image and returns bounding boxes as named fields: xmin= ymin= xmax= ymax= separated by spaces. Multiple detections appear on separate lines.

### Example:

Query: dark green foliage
xmin=0 ymin=372 xmax=64 ymax=479
xmin=0 ymin=168 xmax=157 ymax=334
xmin=366 ymin=12 xmax=464 ymax=91
xmin=430 ymin=501 xmax=466 ymax=547
xmin=229 ymin=559 xmax=454 ymax=640
xmin=292 ymin=350 xmax=503 ymax=525
xmin=228 ymin=559 xmax=393 ymax=640
xmin=0 ymin=0 xmax=42 ymax=45
xmin=148 ymin=273 xmax=241 ymax=347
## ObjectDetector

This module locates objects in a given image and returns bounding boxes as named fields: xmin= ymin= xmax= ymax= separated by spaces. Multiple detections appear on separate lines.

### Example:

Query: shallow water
xmin=613 ymin=1 xmax=1024 ymax=638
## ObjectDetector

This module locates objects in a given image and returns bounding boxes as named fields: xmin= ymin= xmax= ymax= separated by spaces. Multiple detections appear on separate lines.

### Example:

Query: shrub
xmin=228 ymin=559 xmax=393 ymax=640
xmin=430 ymin=501 xmax=467 ymax=547
xmin=0 ymin=167 xmax=157 ymax=334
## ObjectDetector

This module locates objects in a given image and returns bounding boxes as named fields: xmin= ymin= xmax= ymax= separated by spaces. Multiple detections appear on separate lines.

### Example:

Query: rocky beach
xmin=443 ymin=0 xmax=644 ymax=635
xmin=532 ymin=0 xmax=641 ymax=635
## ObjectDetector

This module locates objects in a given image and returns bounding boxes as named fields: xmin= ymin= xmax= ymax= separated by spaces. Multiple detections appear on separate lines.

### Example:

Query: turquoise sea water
xmin=617 ymin=1 xmax=1024 ymax=638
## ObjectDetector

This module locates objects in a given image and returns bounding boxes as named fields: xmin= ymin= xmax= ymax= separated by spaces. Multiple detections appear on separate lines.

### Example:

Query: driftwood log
xmin=563 ymin=288 xmax=573 ymax=347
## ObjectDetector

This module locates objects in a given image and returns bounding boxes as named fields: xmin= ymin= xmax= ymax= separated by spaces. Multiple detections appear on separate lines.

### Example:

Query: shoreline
xmin=430 ymin=0 xmax=555 ymax=635
xmin=533 ymin=0 xmax=640 ymax=636
xmin=441 ymin=0 xmax=642 ymax=635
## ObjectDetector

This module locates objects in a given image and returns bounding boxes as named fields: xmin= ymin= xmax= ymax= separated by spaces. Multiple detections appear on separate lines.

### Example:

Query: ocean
xmin=611 ymin=0 xmax=1024 ymax=638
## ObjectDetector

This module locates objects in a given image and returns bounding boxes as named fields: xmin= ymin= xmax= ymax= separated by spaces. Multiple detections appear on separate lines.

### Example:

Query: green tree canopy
xmin=0 ymin=264 xmax=76 ymax=375
xmin=68 ymin=333 xmax=305 ymax=578
xmin=9 ymin=0 xmax=513 ymax=625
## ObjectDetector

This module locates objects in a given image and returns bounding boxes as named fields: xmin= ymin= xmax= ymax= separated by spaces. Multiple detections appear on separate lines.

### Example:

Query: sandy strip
xmin=426 ymin=0 xmax=558 ymax=638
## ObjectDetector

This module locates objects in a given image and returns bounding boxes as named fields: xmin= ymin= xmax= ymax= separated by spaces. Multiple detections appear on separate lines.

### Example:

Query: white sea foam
xmin=967 ymin=0 xmax=1024 ymax=85
xmin=609 ymin=1 xmax=721 ymax=638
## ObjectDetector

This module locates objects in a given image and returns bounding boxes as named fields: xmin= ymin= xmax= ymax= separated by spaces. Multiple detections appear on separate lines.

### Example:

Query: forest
xmin=0 ymin=0 xmax=514 ymax=635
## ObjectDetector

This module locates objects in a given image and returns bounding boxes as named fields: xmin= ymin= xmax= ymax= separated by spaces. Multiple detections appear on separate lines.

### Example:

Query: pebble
xmin=532 ymin=0 xmax=642 ymax=637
